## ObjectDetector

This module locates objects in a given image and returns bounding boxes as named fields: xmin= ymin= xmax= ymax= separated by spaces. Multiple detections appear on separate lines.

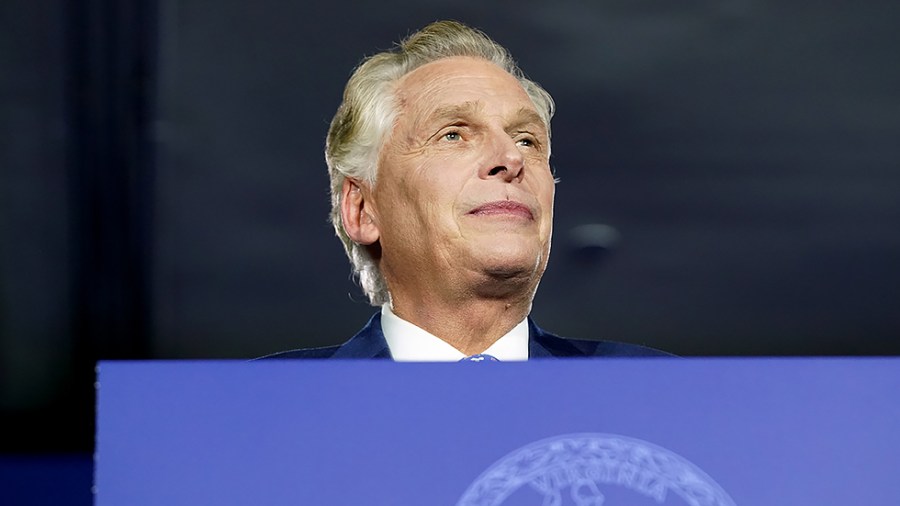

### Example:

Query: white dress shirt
xmin=380 ymin=304 xmax=529 ymax=362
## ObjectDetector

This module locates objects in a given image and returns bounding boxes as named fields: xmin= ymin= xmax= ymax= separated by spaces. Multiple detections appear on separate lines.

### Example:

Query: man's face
xmin=367 ymin=56 xmax=556 ymax=299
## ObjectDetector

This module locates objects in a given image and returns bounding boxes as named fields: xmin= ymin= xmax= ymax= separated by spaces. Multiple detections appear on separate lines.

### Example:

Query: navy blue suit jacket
xmin=263 ymin=312 xmax=670 ymax=359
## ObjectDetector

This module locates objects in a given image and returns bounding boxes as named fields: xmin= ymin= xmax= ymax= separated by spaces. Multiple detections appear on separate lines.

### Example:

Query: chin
xmin=475 ymin=244 xmax=546 ymax=280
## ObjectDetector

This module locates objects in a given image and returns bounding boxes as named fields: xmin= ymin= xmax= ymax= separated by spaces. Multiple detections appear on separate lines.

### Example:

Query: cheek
xmin=534 ymin=166 xmax=556 ymax=205
xmin=420 ymin=157 xmax=472 ymax=202
xmin=390 ymin=173 xmax=456 ymax=230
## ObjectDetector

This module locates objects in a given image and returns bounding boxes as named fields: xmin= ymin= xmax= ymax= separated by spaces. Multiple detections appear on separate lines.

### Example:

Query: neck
xmin=389 ymin=293 xmax=532 ymax=356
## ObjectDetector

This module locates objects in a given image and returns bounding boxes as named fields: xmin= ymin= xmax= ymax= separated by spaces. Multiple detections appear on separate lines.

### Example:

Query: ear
xmin=340 ymin=178 xmax=380 ymax=245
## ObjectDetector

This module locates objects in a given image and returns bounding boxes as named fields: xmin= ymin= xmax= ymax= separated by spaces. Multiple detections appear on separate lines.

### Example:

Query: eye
xmin=516 ymin=135 xmax=538 ymax=149
xmin=443 ymin=131 xmax=462 ymax=141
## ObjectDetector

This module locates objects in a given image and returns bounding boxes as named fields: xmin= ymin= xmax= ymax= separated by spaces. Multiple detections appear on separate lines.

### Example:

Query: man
xmin=268 ymin=20 xmax=666 ymax=360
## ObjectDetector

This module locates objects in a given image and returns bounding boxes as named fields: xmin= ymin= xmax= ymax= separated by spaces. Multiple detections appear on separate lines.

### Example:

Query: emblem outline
xmin=457 ymin=433 xmax=737 ymax=506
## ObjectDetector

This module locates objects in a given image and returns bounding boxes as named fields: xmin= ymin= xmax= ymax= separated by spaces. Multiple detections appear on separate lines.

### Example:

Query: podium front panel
xmin=95 ymin=358 xmax=900 ymax=505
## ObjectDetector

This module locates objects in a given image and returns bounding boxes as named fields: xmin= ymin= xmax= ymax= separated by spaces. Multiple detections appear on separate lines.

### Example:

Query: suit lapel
xmin=332 ymin=312 xmax=393 ymax=359
xmin=529 ymin=318 xmax=605 ymax=358
xmin=528 ymin=318 xmax=565 ymax=358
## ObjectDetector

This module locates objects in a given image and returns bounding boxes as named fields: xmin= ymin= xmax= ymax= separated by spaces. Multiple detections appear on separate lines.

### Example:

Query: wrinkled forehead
xmin=393 ymin=56 xmax=541 ymax=127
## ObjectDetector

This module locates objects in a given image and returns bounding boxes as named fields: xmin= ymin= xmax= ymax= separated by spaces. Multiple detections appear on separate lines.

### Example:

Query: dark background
xmin=2 ymin=0 xmax=898 ymax=501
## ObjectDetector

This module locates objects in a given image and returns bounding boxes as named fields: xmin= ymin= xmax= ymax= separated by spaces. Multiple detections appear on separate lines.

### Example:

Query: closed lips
xmin=468 ymin=201 xmax=534 ymax=219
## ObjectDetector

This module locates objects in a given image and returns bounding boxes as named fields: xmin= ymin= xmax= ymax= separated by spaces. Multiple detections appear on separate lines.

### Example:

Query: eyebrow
xmin=422 ymin=102 xmax=547 ymax=133
xmin=507 ymin=107 xmax=548 ymax=134
xmin=424 ymin=101 xmax=482 ymax=126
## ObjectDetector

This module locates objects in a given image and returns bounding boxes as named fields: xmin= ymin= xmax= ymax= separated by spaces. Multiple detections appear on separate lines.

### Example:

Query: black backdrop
xmin=2 ymin=0 xmax=899 ymax=455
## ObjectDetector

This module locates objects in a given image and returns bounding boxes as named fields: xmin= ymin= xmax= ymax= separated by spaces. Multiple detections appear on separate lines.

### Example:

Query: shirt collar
xmin=380 ymin=304 xmax=529 ymax=362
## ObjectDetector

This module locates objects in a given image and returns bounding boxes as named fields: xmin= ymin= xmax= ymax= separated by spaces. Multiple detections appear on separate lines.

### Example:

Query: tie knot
xmin=459 ymin=354 xmax=500 ymax=363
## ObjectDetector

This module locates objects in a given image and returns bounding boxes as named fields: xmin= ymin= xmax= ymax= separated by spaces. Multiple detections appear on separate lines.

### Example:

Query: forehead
xmin=394 ymin=56 xmax=537 ymax=121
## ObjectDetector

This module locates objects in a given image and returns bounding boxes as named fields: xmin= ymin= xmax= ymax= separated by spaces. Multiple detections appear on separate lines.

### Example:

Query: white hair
xmin=325 ymin=20 xmax=555 ymax=305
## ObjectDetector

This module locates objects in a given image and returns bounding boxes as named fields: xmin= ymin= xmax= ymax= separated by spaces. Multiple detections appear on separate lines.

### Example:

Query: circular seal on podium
xmin=458 ymin=433 xmax=736 ymax=506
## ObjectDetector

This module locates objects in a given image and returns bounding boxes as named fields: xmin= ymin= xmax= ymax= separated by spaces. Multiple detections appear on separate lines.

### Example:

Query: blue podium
xmin=95 ymin=358 xmax=900 ymax=505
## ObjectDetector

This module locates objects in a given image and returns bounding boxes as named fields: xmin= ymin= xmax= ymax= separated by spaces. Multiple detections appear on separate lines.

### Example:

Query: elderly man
xmin=269 ymin=20 xmax=665 ymax=361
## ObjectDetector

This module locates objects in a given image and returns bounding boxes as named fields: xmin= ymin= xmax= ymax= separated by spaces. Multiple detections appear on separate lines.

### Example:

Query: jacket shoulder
xmin=529 ymin=320 xmax=674 ymax=358
xmin=256 ymin=345 xmax=343 ymax=360
xmin=552 ymin=335 xmax=673 ymax=357
xmin=254 ymin=312 xmax=390 ymax=360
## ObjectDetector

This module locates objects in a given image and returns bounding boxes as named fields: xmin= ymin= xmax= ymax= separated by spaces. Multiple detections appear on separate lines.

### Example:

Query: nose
xmin=479 ymin=133 xmax=524 ymax=183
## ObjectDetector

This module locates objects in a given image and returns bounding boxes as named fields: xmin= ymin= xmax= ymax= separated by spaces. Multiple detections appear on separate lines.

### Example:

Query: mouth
xmin=467 ymin=200 xmax=534 ymax=220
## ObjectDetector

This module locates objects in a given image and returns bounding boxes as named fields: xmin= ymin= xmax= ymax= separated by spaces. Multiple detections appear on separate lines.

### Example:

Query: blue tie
xmin=459 ymin=354 xmax=500 ymax=363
